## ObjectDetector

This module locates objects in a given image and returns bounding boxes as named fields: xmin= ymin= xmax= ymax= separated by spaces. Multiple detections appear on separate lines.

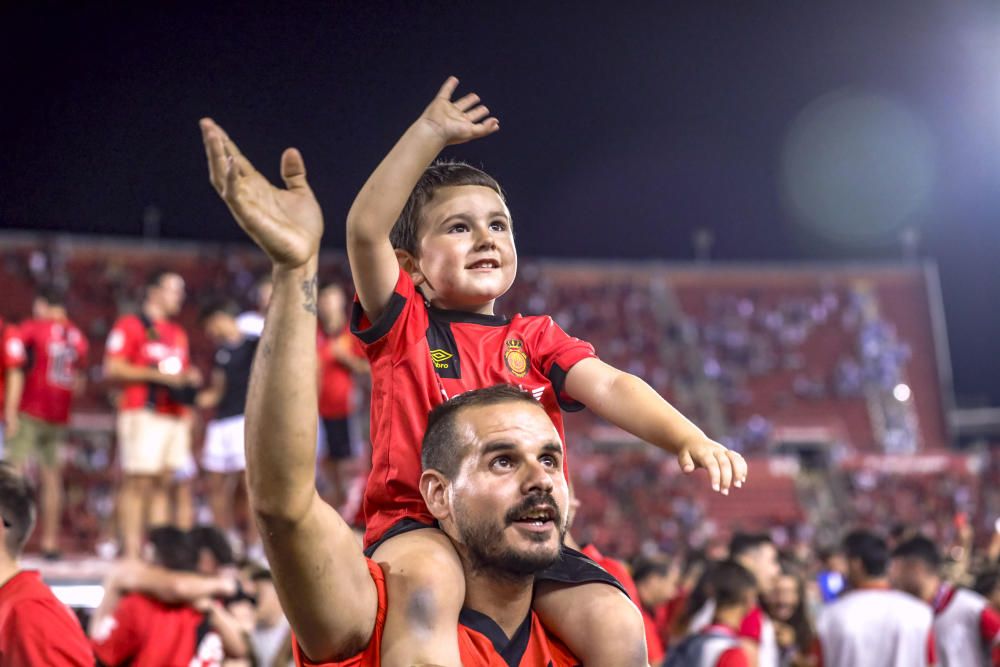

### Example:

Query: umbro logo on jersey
xmin=429 ymin=348 xmax=454 ymax=370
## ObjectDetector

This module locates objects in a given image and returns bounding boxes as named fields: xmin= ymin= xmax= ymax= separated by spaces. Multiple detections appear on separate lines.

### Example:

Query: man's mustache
xmin=504 ymin=493 xmax=561 ymax=525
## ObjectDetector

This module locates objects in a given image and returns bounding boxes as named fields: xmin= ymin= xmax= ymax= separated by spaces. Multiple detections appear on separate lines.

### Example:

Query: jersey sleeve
xmin=105 ymin=316 xmax=139 ymax=362
xmin=350 ymin=268 xmax=425 ymax=359
xmin=738 ymin=606 xmax=763 ymax=642
xmin=926 ymin=627 xmax=936 ymax=666
xmin=292 ymin=559 xmax=387 ymax=666
xmin=717 ymin=646 xmax=751 ymax=667
xmin=5 ymin=600 xmax=93 ymax=667
xmin=91 ymin=594 xmax=144 ymax=666
xmin=2 ymin=324 xmax=26 ymax=369
xmin=530 ymin=316 xmax=597 ymax=411
xmin=981 ymin=606 xmax=1000 ymax=665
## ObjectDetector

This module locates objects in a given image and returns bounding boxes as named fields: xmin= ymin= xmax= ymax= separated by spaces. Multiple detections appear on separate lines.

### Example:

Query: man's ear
xmin=395 ymin=249 xmax=426 ymax=288
xmin=420 ymin=469 xmax=451 ymax=521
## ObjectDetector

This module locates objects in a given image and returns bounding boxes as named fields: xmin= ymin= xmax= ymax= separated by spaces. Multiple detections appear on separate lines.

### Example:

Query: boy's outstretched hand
xmin=677 ymin=435 xmax=748 ymax=495
xmin=417 ymin=76 xmax=500 ymax=146
xmin=200 ymin=118 xmax=323 ymax=268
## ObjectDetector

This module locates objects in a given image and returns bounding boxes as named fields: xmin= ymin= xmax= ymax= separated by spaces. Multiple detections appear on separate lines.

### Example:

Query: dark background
xmin=2 ymin=2 xmax=998 ymax=406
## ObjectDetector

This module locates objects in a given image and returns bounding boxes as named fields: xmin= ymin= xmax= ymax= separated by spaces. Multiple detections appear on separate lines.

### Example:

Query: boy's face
xmin=410 ymin=185 xmax=516 ymax=313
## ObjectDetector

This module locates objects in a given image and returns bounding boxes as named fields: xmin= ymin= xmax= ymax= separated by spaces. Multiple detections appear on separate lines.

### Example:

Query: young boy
xmin=345 ymin=76 xmax=748 ymax=666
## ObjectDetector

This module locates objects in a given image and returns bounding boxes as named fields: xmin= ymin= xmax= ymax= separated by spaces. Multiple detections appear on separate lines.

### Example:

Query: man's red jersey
xmin=18 ymin=318 xmax=88 ymax=424
xmin=0 ymin=570 xmax=93 ymax=667
xmin=318 ymin=326 xmax=364 ymax=419
xmin=293 ymin=559 xmax=580 ymax=666
xmin=0 ymin=320 xmax=26 ymax=419
xmin=104 ymin=314 xmax=191 ymax=416
xmin=581 ymin=543 xmax=665 ymax=664
xmin=352 ymin=269 xmax=597 ymax=545
xmin=90 ymin=592 xmax=223 ymax=667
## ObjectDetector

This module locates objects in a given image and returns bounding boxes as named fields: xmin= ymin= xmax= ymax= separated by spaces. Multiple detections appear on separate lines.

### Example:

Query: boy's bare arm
xmin=200 ymin=118 xmax=376 ymax=661
xmin=346 ymin=76 xmax=499 ymax=321
xmin=565 ymin=357 xmax=748 ymax=493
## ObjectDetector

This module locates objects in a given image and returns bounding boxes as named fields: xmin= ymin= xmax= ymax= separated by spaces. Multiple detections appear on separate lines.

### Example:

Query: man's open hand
xmin=200 ymin=118 xmax=323 ymax=268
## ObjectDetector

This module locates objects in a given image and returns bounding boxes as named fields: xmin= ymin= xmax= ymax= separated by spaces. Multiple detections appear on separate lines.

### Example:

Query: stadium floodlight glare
xmin=893 ymin=383 xmax=912 ymax=402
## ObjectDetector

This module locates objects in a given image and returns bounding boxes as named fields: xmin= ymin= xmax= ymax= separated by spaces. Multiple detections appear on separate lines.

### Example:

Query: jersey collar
xmin=459 ymin=607 xmax=532 ymax=666
xmin=427 ymin=306 xmax=510 ymax=327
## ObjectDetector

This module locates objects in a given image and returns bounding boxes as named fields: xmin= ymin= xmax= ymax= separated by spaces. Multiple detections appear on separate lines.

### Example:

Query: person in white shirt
xmin=891 ymin=534 xmax=1000 ymax=667
xmin=815 ymin=529 xmax=936 ymax=667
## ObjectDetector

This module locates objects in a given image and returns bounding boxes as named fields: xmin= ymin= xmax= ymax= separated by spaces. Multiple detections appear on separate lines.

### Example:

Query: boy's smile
xmin=409 ymin=185 xmax=517 ymax=314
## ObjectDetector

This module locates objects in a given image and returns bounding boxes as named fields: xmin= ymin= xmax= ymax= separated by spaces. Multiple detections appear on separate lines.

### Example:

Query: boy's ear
xmin=419 ymin=470 xmax=451 ymax=521
xmin=394 ymin=249 xmax=426 ymax=288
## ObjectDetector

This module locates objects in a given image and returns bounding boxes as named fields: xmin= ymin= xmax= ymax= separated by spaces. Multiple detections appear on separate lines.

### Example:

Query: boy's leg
xmin=533 ymin=547 xmax=648 ymax=666
xmin=534 ymin=581 xmax=648 ymax=666
xmin=370 ymin=526 xmax=465 ymax=667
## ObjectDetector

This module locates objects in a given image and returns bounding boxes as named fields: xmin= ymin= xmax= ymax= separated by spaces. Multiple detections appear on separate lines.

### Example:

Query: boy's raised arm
xmin=199 ymin=118 xmax=376 ymax=661
xmin=346 ymin=76 xmax=499 ymax=321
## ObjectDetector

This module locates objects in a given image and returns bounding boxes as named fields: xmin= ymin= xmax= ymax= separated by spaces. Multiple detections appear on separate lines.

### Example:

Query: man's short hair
xmin=36 ymin=284 xmax=66 ymax=307
xmin=148 ymin=526 xmax=198 ymax=572
xmin=0 ymin=462 xmax=36 ymax=557
xmin=199 ymin=299 xmax=239 ymax=323
xmin=145 ymin=268 xmax=176 ymax=289
xmin=710 ymin=560 xmax=757 ymax=609
xmin=421 ymin=384 xmax=540 ymax=479
xmin=843 ymin=529 xmax=889 ymax=577
xmin=891 ymin=535 xmax=942 ymax=570
xmin=390 ymin=160 xmax=505 ymax=257
xmin=729 ymin=532 xmax=773 ymax=559
xmin=632 ymin=555 xmax=670 ymax=585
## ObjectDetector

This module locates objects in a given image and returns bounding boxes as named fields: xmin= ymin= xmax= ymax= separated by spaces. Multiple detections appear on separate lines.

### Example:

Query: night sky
xmin=2 ymin=2 xmax=999 ymax=406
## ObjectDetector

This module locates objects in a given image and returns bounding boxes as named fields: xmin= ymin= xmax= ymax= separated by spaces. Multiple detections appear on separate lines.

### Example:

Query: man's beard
xmin=455 ymin=492 xmax=565 ymax=580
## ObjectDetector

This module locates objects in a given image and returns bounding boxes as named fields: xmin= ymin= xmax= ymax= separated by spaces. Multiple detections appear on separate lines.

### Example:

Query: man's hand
xmin=416 ymin=76 xmax=499 ymax=147
xmin=676 ymin=434 xmax=748 ymax=495
xmin=200 ymin=118 xmax=323 ymax=268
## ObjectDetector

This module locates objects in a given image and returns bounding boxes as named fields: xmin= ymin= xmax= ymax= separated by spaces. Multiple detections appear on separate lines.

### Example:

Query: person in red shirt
xmin=891 ymin=534 xmax=1000 ymax=667
xmin=317 ymin=283 xmax=369 ymax=510
xmin=664 ymin=560 xmax=755 ymax=667
xmin=104 ymin=269 xmax=203 ymax=558
xmin=90 ymin=526 xmax=248 ymax=667
xmin=0 ymin=461 xmax=92 ymax=666
xmin=0 ymin=319 xmax=26 ymax=458
xmin=6 ymin=286 xmax=88 ymax=558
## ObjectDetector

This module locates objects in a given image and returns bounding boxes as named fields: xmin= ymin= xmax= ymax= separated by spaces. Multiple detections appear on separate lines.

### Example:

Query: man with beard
xmin=198 ymin=118 xmax=625 ymax=665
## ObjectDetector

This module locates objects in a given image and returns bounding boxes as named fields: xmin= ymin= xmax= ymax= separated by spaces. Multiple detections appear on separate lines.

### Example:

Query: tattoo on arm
xmin=301 ymin=274 xmax=318 ymax=316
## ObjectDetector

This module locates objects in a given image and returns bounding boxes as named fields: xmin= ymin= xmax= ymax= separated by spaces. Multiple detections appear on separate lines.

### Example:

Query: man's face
xmin=766 ymin=573 xmax=800 ymax=622
xmin=151 ymin=273 xmax=186 ymax=316
xmin=743 ymin=543 xmax=781 ymax=592
xmin=318 ymin=286 xmax=346 ymax=331
xmin=32 ymin=297 xmax=49 ymax=319
xmin=889 ymin=556 xmax=927 ymax=599
xmin=204 ymin=312 xmax=236 ymax=344
xmin=410 ymin=185 xmax=517 ymax=313
xmin=443 ymin=401 xmax=568 ymax=577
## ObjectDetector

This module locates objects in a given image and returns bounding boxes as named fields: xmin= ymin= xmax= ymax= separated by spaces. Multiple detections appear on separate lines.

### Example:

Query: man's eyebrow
xmin=541 ymin=442 xmax=564 ymax=456
xmin=481 ymin=441 xmax=516 ymax=457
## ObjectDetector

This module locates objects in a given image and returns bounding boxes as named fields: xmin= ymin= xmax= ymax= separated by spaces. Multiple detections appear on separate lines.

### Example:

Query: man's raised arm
xmin=199 ymin=118 xmax=376 ymax=661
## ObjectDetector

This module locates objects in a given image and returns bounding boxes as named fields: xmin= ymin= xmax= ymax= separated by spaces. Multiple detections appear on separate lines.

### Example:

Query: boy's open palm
xmin=200 ymin=118 xmax=323 ymax=268
xmin=419 ymin=76 xmax=500 ymax=146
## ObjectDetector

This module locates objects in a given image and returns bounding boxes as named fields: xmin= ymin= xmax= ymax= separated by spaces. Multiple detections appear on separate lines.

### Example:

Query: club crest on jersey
xmin=430 ymin=348 xmax=454 ymax=370
xmin=504 ymin=339 xmax=529 ymax=378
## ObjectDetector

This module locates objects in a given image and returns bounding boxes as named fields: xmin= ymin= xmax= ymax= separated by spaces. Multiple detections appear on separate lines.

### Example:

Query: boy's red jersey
xmin=18 ymin=318 xmax=89 ymax=424
xmin=352 ymin=269 xmax=597 ymax=546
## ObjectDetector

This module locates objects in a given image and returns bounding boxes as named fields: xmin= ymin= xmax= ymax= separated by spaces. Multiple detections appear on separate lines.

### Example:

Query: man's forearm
xmin=4 ymin=369 xmax=23 ymax=423
xmin=104 ymin=359 xmax=172 ymax=385
xmin=246 ymin=259 xmax=321 ymax=521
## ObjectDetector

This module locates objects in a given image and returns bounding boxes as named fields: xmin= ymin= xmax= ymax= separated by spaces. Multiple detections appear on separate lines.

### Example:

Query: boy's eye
xmin=489 ymin=220 xmax=508 ymax=232
xmin=448 ymin=223 xmax=468 ymax=233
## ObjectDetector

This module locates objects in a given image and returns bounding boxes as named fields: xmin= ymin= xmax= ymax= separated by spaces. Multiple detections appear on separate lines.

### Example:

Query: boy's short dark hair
xmin=421 ymin=384 xmax=539 ymax=479
xmin=729 ymin=532 xmax=773 ymax=559
xmin=843 ymin=529 xmax=889 ymax=577
xmin=390 ymin=160 xmax=504 ymax=256
xmin=0 ymin=462 xmax=36 ymax=557
xmin=711 ymin=560 xmax=757 ymax=609
xmin=148 ymin=526 xmax=198 ymax=572
xmin=891 ymin=535 xmax=942 ymax=570
xmin=36 ymin=284 xmax=66 ymax=307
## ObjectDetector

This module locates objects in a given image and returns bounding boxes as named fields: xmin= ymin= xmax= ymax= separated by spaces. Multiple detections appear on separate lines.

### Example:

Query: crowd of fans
xmin=0 ymin=236 xmax=997 ymax=665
